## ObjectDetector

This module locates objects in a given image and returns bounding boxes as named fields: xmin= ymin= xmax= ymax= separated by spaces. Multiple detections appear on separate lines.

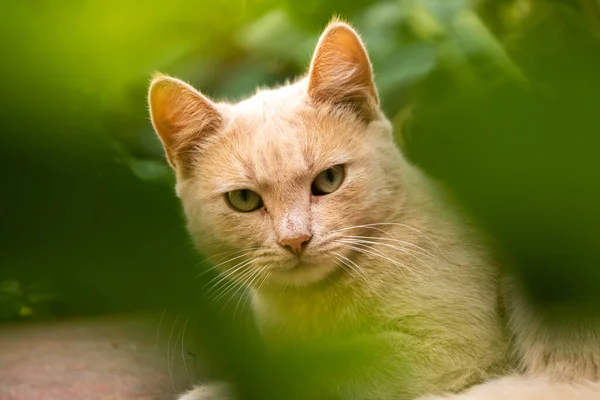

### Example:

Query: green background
xmin=2 ymin=1 xmax=600 ymax=397
xmin=1 ymin=0 xmax=600 ymax=332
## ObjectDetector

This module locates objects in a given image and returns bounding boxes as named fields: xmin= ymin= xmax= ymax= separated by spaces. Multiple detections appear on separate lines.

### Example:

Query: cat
xmin=148 ymin=20 xmax=600 ymax=400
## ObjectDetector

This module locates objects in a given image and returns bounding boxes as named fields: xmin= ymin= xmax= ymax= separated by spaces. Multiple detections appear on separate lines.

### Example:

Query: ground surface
xmin=0 ymin=314 xmax=186 ymax=400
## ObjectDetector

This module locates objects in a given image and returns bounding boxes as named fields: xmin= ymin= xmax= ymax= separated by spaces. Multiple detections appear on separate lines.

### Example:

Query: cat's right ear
xmin=308 ymin=21 xmax=379 ymax=119
xmin=148 ymin=74 xmax=222 ymax=172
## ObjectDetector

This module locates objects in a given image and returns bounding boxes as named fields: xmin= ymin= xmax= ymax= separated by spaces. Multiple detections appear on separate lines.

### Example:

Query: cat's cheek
xmin=310 ymin=187 xmax=369 ymax=232
xmin=198 ymin=205 xmax=274 ymax=253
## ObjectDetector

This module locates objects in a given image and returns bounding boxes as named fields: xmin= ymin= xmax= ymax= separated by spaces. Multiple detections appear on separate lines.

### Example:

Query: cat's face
xmin=149 ymin=22 xmax=405 ymax=288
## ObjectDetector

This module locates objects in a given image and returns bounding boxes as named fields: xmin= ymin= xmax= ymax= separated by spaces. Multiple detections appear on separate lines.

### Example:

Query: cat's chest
xmin=250 ymin=288 xmax=382 ymax=341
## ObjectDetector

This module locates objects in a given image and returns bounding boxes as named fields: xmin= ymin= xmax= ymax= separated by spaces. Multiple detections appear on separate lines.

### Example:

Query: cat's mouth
xmin=289 ymin=260 xmax=314 ymax=270
xmin=267 ymin=254 xmax=348 ymax=287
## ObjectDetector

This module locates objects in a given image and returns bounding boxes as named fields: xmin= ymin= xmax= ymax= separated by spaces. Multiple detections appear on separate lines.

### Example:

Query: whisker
xmin=207 ymin=269 xmax=249 ymax=304
xmin=333 ymin=222 xmax=443 ymax=253
xmin=331 ymin=257 xmax=350 ymax=278
xmin=361 ymin=223 xmax=442 ymax=252
xmin=166 ymin=313 xmax=180 ymax=391
xmin=231 ymin=266 xmax=266 ymax=319
xmin=192 ymin=247 xmax=255 ymax=270
xmin=181 ymin=317 xmax=190 ymax=375
xmin=337 ymin=242 xmax=410 ymax=278
xmin=340 ymin=235 xmax=440 ymax=262
xmin=210 ymin=262 xmax=257 ymax=304
xmin=232 ymin=286 xmax=251 ymax=321
xmin=339 ymin=238 xmax=432 ymax=269
xmin=170 ymin=317 xmax=186 ymax=384
xmin=203 ymin=258 xmax=254 ymax=295
xmin=256 ymin=269 xmax=273 ymax=293
xmin=157 ymin=307 xmax=168 ymax=348
xmin=224 ymin=264 xmax=262 ymax=309
xmin=332 ymin=251 xmax=371 ymax=286
xmin=344 ymin=238 xmax=444 ymax=280
xmin=234 ymin=266 xmax=274 ymax=320
xmin=196 ymin=250 xmax=256 ymax=280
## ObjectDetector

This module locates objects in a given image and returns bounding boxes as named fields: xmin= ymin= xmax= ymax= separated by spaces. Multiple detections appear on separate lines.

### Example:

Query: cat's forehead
xmin=206 ymin=82 xmax=360 ymax=191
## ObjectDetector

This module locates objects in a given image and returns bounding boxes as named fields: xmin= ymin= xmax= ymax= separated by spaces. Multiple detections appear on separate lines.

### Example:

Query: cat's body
xmin=149 ymin=21 xmax=600 ymax=400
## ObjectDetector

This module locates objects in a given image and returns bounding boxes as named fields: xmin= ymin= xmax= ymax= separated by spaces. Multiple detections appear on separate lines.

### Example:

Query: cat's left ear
xmin=308 ymin=21 xmax=379 ymax=119
xmin=148 ymin=74 xmax=222 ymax=174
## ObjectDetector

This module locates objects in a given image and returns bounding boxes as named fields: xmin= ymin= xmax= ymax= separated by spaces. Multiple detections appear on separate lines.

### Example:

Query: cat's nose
xmin=279 ymin=234 xmax=312 ymax=255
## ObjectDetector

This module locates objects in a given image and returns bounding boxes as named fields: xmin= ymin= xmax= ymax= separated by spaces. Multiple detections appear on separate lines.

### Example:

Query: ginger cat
xmin=149 ymin=20 xmax=600 ymax=400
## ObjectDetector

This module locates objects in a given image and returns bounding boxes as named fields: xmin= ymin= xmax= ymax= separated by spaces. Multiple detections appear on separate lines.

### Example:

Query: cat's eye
xmin=226 ymin=189 xmax=263 ymax=212
xmin=311 ymin=165 xmax=345 ymax=196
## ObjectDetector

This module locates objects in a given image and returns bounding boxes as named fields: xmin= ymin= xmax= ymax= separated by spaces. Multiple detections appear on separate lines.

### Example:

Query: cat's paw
xmin=415 ymin=376 xmax=600 ymax=400
xmin=177 ymin=383 xmax=232 ymax=400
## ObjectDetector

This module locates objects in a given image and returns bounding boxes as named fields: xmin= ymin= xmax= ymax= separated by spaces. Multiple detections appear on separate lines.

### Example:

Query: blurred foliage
xmin=408 ymin=0 xmax=600 ymax=317
xmin=0 ymin=278 xmax=61 ymax=320
xmin=1 ymin=0 xmax=600 ymax=397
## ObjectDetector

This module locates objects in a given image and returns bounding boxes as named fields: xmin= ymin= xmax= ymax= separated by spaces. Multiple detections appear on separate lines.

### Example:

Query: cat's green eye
xmin=226 ymin=189 xmax=263 ymax=212
xmin=311 ymin=165 xmax=345 ymax=196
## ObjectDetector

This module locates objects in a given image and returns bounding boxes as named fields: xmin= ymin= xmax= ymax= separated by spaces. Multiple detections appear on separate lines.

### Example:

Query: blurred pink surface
xmin=0 ymin=315 xmax=179 ymax=400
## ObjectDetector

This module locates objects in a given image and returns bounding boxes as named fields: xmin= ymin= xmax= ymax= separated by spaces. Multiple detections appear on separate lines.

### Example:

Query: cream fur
xmin=419 ymin=376 xmax=600 ymax=400
xmin=149 ymin=21 xmax=600 ymax=400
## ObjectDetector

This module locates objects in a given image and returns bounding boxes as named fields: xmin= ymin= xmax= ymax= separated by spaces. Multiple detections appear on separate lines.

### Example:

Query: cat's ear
xmin=308 ymin=21 xmax=379 ymax=118
xmin=148 ymin=74 xmax=222 ymax=172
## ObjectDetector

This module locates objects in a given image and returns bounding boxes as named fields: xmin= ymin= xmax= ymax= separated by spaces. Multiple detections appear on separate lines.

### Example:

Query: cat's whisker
xmin=170 ymin=316 xmax=187 ymax=385
xmin=225 ymin=264 xmax=263 ymax=311
xmin=166 ymin=313 xmax=180 ymax=391
xmin=332 ymin=251 xmax=371 ymax=287
xmin=245 ymin=268 xmax=274 ymax=316
xmin=197 ymin=254 xmax=252 ymax=290
xmin=210 ymin=261 xmax=257 ymax=304
xmin=283 ymin=279 xmax=290 ymax=293
xmin=340 ymin=234 xmax=440 ymax=263
xmin=177 ymin=237 xmax=198 ymax=252
xmin=331 ymin=256 xmax=352 ymax=280
xmin=232 ymin=266 xmax=269 ymax=320
xmin=181 ymin=317 xmax=190 ymax=375
xmin=206 ymin=266 xmax=251 ymax=303
xmin=339 ymin=237 xmax=433 ymax=269
xmin=338 ymin=231 xmax=439 ymax=282
xmin=196 ymin=247 xmax=259 ymax=267
xmin=156 ymin=307 xmax=168 ymax=348
xmin=341 ymin=240 xmax=441 ymax=284
xmin=331 ymin=258 xmax=350 ymax=279
xmin=333 ymin=224 xmax=415 ymax=249
xmin=332 ymin=223 xmax=394 ymax=238
xmin=205 ymin=269 xmax=256 ymax=313
xmin=232 ymin=287 xmax=251 ymax=322
xmin=202 ymin=257 xmax=254 ymax=295
xmin=330 ymin=254 xmax=383 ymax=298
xmin=257 ymin=269 xmax=273 ymax=292
xmin=347 ymin=238 xmax=443 ymax=279
xmin=338 ymin=254 xmax=386 ymax=298
xmin=340 ymin=254 xmax=385 ymax=294
xmin=361 ymin=222 xmax=443 ymax=252
xmin=196 ymin=249 xmax=257 ymax=279
xmin=333 ymin=222 xmax=443 ymax=254
xmin=331 ymin=223 xmax=444 ymax=271
xmin=192 ymin=248 xmax=249 ymax=271
xmin=337 ymin=242 xmax=410 ymax=278
xmin=218 ymin=265 xmax=264 ymax=319
xmin=210 ymin=276 xmax=247 ymax=308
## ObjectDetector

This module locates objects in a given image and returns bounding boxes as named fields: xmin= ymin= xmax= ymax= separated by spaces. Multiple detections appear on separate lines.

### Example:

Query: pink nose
xmin=279 ymin=234 xmax=312 ymax=255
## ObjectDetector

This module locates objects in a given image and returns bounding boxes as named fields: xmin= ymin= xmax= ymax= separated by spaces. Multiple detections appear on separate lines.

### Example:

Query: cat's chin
xmin=267 ymin=261 xmax=341 ymax=288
